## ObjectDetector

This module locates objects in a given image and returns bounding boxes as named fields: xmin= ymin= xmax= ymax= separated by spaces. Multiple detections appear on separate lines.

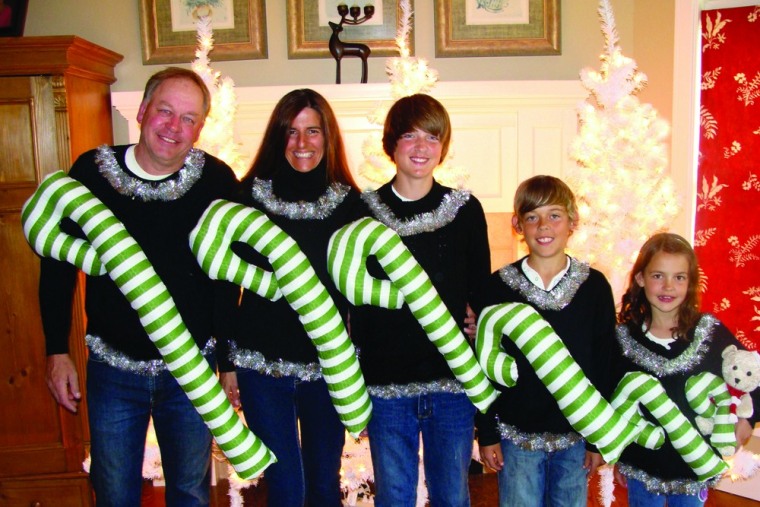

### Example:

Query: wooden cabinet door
xmin=0 ymin=76 xmax=89 ymax=478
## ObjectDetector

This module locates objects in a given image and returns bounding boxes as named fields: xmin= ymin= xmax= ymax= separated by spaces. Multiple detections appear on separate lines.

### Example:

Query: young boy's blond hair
xmin=513 ymin=175 xmax=579 ymax=227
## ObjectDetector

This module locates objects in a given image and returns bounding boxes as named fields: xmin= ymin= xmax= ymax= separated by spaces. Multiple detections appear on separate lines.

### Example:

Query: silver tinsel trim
xmin=229 ymin=342 xmax=322 ymax=382
xmin=616 ymin=462 xmax=718 ymax=496
xmin=362 ymin=189 xmax=471 ymax=237
xmin=250 ymin=178 xmax=350 ymax=220
xmin=86 ymin=334 xmax=215 ymax=376
xmin=496 ymin=420 xmax=584 ymax=452
xmin=95 ymin=145 xmax=204 ymax=201
xmin=498 ymin=257 xmax=589 ymax=311
xmin=367 ymin=378 xmax=465 ymax=399
xmin=616 ymin=314 xmax=717 ymax=377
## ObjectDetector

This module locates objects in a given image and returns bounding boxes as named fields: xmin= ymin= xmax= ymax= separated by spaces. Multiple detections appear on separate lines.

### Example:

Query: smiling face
xmin=285 ymin=107 xmax=325 ymax=173
xmin=514 ymin=204 xmax=576 ymax=263
xmin=635 ymin=251 xmax=690 ymax=322
xmin=135 ymin=77 xmax=205 ymax=176
xmin=392 ymin=128 xmax=443 ymax=185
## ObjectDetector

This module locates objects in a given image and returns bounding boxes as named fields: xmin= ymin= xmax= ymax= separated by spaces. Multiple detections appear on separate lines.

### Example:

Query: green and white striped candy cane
xmin=611 ymin=371 xmax=729 ymax=481
xmin=327 ymin=217 xmax=499 ymax=413
xmin=607 ymin=370 xmax=666 ymax=451
xmin=685 ymin=371 xmax=736 ymax=456
xmin=189 ymin=200 xmax=372 ymax=436
xmin=476 ymin=303 xmax=639 ymax=464
xmin=21 ymin=171 xmax=275 ymax=480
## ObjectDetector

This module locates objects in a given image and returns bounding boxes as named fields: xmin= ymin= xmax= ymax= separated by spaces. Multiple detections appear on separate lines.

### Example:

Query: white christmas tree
xmin=566 ymin=0 xmax=679 ymax=300
xmin=189 ymin=4 xmax=247 ymax=177
xmin=358 ymin=0 xmax=469 ymax=190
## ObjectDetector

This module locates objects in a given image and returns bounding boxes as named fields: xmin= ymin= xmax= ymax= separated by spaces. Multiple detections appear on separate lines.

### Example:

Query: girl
xmin=614 ymin=232 xmax=758 ymax=506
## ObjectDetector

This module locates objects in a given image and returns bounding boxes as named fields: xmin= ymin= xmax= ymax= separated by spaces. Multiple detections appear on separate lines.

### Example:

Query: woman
xmin=220 ymin=89 xmax=363 ymax=506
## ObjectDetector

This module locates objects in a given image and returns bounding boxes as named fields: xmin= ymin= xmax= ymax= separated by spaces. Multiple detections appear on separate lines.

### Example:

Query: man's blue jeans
xmin=87 ymin=357 xmax=212 ymax=507
xmin=627 ymin=478 xmax=706 ymax=507
xmin=497 ymin=439 xmax=587 ymax=507
xmin=367 ymin=391 xmax=476 ymax=507
xmin=236 ymin=369 xmax=345 ymax=507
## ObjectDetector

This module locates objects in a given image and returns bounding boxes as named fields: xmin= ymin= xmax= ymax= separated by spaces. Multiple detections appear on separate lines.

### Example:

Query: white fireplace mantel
xmin=112 ymin=80 xmax=587 ymax=214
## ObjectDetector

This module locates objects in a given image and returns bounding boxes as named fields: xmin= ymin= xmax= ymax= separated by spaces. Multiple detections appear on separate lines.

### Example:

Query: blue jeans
xmin=367 ymin=392 xmax=476 ymax=507
xmin=237 ymin=369 xmax=345 ymax=507
xmin=627 ymin=478 xmax=706 ymax=507
xmin=87 ymin=357 xmax=212 ymax=507
xmin=497 ymin=439 xmax=587 ymax=507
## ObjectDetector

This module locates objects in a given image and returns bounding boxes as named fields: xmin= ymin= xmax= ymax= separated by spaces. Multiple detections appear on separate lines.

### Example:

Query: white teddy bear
xmin=695 ymin=345 xmax=760 ymax=440
xmin=721 ymin=345 xmax=760 ymax=420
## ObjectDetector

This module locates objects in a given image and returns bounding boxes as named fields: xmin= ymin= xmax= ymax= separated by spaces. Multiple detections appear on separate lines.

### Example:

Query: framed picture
xmin=0 ymin=0 xmax=29 ymax=37
xmin=287 ymin=0 xmax=413 ymax=59
xmin=435 ymin=0 xmax=560 ymax=57
xmin=139 ymin=0 xmax=267 ymax=64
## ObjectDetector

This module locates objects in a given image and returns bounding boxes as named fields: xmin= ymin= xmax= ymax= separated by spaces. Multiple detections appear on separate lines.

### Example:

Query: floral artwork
xmin=696 ymin=5 xmax=760 ymax=351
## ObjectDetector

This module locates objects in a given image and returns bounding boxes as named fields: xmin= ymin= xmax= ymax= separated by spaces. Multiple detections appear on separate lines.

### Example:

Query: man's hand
xmin=46 ymin=354 xmax=81 ymax=413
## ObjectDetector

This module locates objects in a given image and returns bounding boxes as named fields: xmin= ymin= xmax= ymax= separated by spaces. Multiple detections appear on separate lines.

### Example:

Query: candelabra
xmin=328 ymin=4 xmax=375 ymax=84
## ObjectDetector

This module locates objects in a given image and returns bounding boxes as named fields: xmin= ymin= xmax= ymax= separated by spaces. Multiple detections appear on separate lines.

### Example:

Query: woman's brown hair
xmin=241 ymin=89 xmax=357 ymax=189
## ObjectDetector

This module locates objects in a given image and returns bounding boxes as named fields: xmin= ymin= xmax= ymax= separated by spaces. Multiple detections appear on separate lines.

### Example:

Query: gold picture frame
xmin=435 ymin=0 xmax=560 ymax=57
xmin=139 ymin=0 xmax=267 ymax=64
xmin=287 ymin=0 xmax=413 ymax=59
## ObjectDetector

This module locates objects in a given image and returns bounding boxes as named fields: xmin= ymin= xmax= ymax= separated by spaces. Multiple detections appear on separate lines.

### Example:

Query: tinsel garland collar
xmin=498 ymin=256 xmax=589 ymax=311
xmin=95 ymin=144 xmax=204 ymax=201
xmin=251 ymin=158 xmax=350 ymax=220
xmin=616 ymin=314 xmax=717 ymax=377
xmin=362 ymin=181 xmax=471 ymax=236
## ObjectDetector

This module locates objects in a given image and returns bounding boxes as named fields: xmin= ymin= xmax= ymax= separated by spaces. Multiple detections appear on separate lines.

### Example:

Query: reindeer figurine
xmin=328 ymin=4 xmax=374 ymax=84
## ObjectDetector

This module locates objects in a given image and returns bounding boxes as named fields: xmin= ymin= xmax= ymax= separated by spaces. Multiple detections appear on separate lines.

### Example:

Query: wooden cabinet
xmin=0 ymin=36 xmax=122 ymax=505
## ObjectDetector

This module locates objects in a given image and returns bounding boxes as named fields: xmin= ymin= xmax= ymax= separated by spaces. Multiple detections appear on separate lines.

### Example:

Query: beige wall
xmin=23 ymin=0 xmax=674 ymax=173
xmin=24 ymin=1 xmax=647 ymax=93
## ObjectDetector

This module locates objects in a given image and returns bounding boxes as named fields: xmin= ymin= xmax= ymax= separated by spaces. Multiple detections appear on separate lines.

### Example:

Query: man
xmin=40 ymin=67 xmax=237 ymax=506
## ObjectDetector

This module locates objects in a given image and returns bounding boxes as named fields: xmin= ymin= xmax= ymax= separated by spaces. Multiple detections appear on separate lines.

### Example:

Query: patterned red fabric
xmin=696 ymin=5 xmax=760 ymax=351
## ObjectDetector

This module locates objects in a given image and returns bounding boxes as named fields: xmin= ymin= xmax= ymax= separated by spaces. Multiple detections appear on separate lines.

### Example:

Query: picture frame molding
xmin=286 ymin=0 xmax=414 ymax=59
xmin=138 ymin=0 xmax=267 ymax=64
xmin=434 ymin=0 xmax=560 ymax=58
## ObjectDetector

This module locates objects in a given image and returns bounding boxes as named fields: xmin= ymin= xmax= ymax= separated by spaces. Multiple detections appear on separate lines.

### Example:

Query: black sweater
xmin=614 ymin=315 xmax=760 ymax=483
xmin=224 ymin=160 xmax=365 ymax=370
xmin=40 ymin=145 xmax=238 ymax=361
xmin=470 ymin=257 xmax=617 ymax=447
xmin=351 ymin=180 xmax=491 ymax=387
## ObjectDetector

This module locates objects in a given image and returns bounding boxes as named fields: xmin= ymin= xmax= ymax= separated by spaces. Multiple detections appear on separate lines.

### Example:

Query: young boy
xmin=351 ymin=94 xmax=491 ymax=506
xmin=471 ymin=175 xmax=616 ymax=507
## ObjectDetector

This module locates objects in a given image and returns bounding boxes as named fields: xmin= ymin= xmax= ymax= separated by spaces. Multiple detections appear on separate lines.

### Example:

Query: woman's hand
xmin=220 ymin=371 xmax=241 ymax=408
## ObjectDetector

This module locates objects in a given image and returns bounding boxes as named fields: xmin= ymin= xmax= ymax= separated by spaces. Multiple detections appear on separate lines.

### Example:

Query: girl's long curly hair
xmin=618 ymin=233 xmax=701 ymax=340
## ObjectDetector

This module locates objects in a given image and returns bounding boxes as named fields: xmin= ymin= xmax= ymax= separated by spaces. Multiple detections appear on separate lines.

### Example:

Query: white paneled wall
xmin=112 ymin=80 xmax=586 ymax=214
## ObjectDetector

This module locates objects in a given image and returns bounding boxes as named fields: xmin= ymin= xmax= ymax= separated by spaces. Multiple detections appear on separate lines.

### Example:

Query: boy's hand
xmin=464 ymin=304 xmax=477 ymax=341
xmin=479 ymin=443 xmax=504 ymax=471
xmin=584 ymin=451 xmax=605 ymax=476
